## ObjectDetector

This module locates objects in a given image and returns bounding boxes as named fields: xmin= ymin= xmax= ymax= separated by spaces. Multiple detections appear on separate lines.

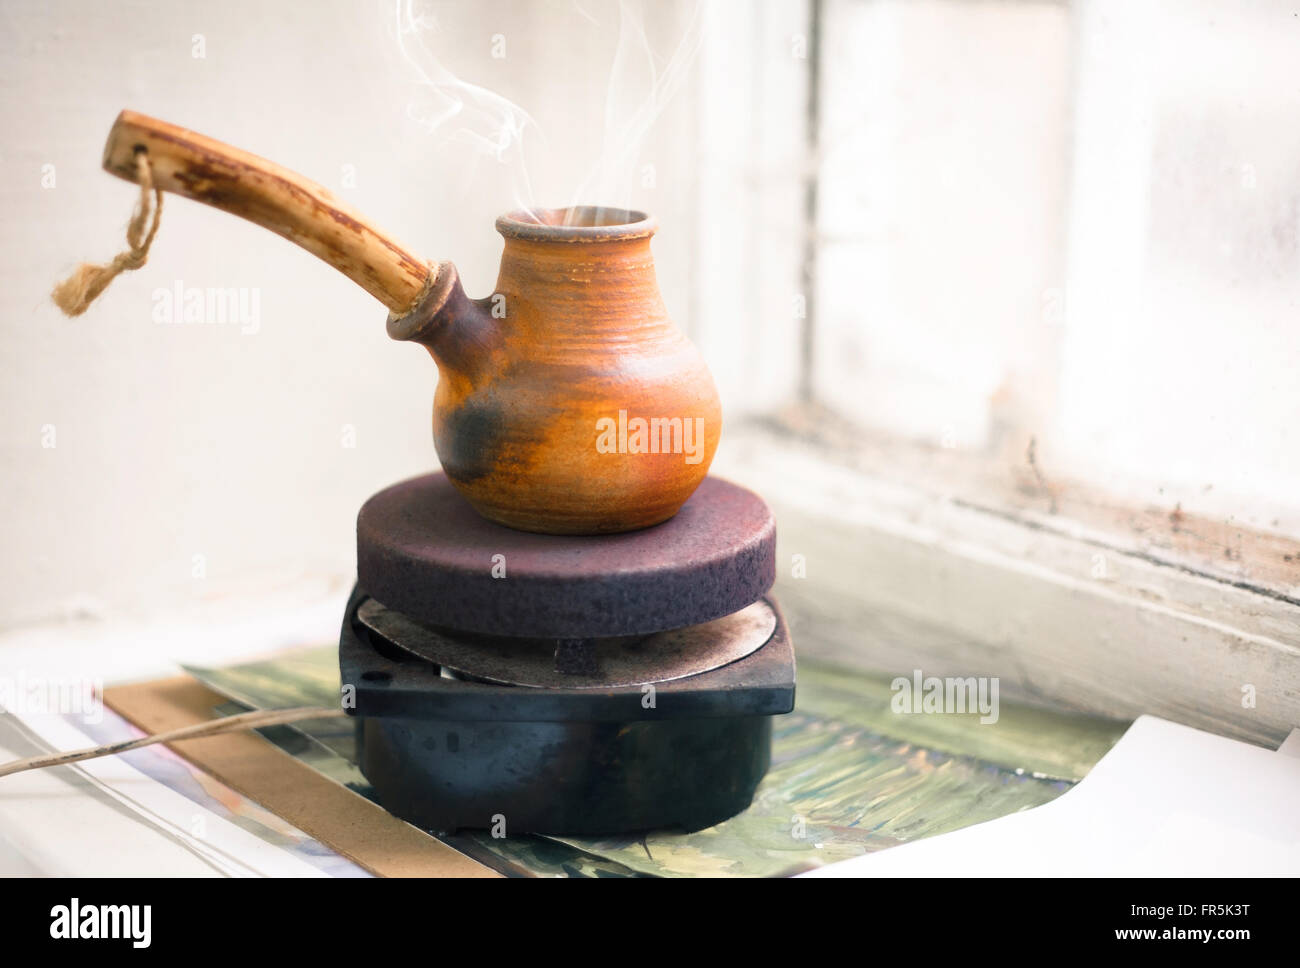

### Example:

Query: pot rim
xmin=496 ymin=206 xmax=657 ymax=243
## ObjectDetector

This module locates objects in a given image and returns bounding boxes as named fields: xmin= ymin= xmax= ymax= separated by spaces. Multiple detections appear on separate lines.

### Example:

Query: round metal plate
xmin=357 ymin=597 xmax=778 ymax=689
xmin=356 ymin=473 xmax=776 ymax=639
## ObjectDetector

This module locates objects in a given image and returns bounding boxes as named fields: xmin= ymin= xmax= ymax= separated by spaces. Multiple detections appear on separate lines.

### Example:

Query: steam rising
xmin=390 ymin=0 xmax=703 ymax=224
xmin=393 ymin=0 xmax=538 ymax=207
xmin=573 ymin=0 xmax=703 ymax=215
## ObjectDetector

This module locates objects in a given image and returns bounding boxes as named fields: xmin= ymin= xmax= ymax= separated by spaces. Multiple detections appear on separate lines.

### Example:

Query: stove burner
xmin=341 ymin=472 xmax=796 ymax=836
xmin=356 ymin=597 xmax=778 ymax=689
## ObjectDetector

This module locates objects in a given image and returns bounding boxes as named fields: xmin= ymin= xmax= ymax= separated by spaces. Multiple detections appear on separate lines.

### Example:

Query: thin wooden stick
xmin=0 ymin=705 xmax=346 ymax=779
xmin=101 ymin=110 xmax=435 ymax=314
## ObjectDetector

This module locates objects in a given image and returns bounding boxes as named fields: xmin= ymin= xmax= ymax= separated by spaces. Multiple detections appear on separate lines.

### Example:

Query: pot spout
xmin=386 ymin=263 xmax=499 ymax=378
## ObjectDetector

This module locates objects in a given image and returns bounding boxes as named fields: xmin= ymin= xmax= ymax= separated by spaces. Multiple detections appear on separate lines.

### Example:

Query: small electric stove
xmin=339 ymin=473 xmax=795 ymax=836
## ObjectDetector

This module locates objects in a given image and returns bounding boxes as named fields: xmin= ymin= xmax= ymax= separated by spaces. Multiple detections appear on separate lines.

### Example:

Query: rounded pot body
xmin=391 ymin=208 xmax=721 ymax=535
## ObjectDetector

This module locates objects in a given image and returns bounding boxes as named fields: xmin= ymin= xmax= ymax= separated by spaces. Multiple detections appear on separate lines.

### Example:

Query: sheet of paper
xmin=802 ymin=716 xmax=1300 ymax=876
xmin=0 ymin=706 xmax=367 ymax=877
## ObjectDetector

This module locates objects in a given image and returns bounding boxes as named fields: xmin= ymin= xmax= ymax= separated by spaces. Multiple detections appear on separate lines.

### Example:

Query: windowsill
xmin=713 ymin=406 xmax=1300 ymax=749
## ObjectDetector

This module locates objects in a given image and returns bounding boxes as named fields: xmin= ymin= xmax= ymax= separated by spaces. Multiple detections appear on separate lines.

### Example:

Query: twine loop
xmin=51 ymin=150 xmax=164 ymax=316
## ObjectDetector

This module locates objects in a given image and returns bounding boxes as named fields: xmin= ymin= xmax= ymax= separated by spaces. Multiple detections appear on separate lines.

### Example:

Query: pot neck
xmin=495 ymin=235 xmax=664 ymax=331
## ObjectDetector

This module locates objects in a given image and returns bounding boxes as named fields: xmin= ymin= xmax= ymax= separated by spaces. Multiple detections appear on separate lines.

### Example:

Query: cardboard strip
xmin=104 ymin=676 xmax=498 ymax=878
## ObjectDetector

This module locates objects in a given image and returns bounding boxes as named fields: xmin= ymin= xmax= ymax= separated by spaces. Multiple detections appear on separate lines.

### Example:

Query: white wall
xmin=0 ymin=0 xmax=759 ymax=626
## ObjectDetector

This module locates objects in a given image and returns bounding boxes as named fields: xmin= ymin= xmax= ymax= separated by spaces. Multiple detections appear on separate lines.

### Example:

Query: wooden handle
xmin=101 ymin=110 xmax=434 ymax=315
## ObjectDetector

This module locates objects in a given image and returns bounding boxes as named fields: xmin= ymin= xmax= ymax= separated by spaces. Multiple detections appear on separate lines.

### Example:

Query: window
xmin=693 ymin=0 xmax=1300 ymax=745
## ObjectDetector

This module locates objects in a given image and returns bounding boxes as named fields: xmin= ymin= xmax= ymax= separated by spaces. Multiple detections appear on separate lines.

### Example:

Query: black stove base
xmin=357 ymin=714 xmax=773 ymax=836
xmin=340 ymin=585 xmax=796 ymax=836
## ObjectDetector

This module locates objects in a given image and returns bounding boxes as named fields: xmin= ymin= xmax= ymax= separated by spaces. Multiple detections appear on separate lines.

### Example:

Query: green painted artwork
xmin=187 ymin=647 xmax=1128 ymax=877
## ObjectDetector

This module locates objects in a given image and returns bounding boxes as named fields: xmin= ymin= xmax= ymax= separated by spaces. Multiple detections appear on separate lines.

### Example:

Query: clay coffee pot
xmin=91 ymin=111 xmax=721 ymax=534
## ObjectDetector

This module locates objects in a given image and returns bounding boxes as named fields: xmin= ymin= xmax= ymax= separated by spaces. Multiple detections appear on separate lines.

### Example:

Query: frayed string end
xmin=51 ymin=150 xmax=163 ymax=316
